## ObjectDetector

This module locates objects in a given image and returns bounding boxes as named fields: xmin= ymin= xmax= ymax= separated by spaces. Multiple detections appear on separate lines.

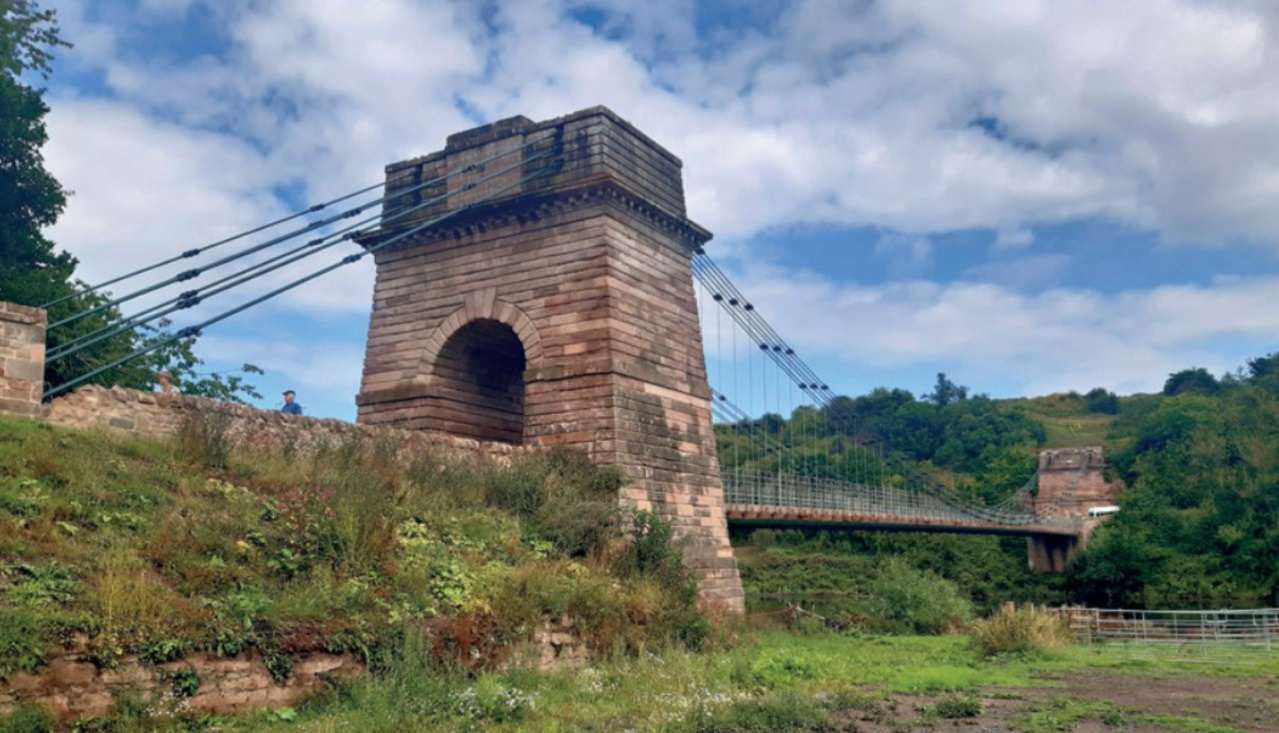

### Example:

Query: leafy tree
xmin=933 ymin=397 xmax=1045 ymax=473
xmin=1162 ymin=367 xmax=1219 ymax=396
xmin=1247 ymin=352 xmax=1279 ymax=380
xmin=926 ymin=372 xmax=968 ymax=407
xmin=0 ymin=2 xmax=261 ymax=402
xmin=878 ymin=401 xmax=943 ymax=461
xmin=1067 ymin=526 xmax=1162 ymax=607
xmin=1083 ymin=387 xmax=1119 ymax=415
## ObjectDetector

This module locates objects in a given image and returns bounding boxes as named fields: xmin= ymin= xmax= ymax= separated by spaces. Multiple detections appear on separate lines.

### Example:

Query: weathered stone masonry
xmin=0 ymin=302 xmax=46 ymax=419
xmin=355 ymin=107 xmax=745 ymax=610
xmin=1026 ymin=447 xmax=1119 ymax=573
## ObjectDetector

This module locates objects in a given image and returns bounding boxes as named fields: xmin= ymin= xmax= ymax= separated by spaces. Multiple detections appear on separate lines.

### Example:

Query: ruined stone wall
xmin=43 ymin=384 xmax=521 ymax=461
xmin=0 ymin=648 xmax=360 ymax=719
xmin=0 ymin=619 xmax=591 ymax=721
xmin=0 ymin=302 xmax=46 ymax=419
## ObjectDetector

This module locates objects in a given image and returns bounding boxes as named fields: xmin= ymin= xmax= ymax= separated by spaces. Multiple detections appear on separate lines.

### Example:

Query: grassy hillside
xmin=0 ymin=415 xmax=706 ymax=681
xmin=726 ymin=364 xmax=1279 ymax=612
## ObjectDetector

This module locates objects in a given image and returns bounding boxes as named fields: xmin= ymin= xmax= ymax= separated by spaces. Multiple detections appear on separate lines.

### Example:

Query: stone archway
xmin=429 ymin=318 xmax=527 ymax=443
xmin=412 ymin=291 xmax=543 ymax=444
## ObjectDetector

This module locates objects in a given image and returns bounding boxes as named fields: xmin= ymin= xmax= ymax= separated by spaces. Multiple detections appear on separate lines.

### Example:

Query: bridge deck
xmin=724 ymin=504 xmax=1079 ymax=537
xmin=720 ymin=473 xmax=1079 ymax=538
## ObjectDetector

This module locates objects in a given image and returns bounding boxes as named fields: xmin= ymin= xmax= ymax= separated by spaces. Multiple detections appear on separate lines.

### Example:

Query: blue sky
xmin=38 ymin=0 xmax=1279 ymax=421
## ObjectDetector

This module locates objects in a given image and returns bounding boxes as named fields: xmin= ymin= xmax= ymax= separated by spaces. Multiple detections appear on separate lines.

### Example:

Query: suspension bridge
xmin=0 ymin=106 xmax=1118 ymax=609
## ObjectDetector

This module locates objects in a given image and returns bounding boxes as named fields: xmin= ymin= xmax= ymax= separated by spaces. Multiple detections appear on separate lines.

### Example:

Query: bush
xmin=861 ymin=558 xmax=972 ymax=634
xmin=968 ymin=604 xmax=1073 ymax=656
xmin=1084 ymin=387 xmax=1119 ymax=415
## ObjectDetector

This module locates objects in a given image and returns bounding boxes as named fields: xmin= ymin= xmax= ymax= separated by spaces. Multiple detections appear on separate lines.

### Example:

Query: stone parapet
xmin=44 ymin=384 xmax=522 ymax=461
xmin=0 ymin=301 xmax=47 ymax=419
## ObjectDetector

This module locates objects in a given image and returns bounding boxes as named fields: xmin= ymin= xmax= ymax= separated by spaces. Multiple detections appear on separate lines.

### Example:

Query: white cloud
xmin=34 ymin=0 xmax=1279 ymax=409
xmin=873 ymin=232 xmax=933 ymax=277
xmin=715 ymin=263 xmax=1279 ymax=396
xmin=994 ymin=229 xmax=1035 ymax=250
xmin=962 ymin=254 xmax=1071 ymax=290
xmin=48 ymin=0 xmax=1279 ymax=261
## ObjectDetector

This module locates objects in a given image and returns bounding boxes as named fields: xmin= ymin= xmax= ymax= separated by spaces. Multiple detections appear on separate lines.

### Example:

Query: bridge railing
xmin=721 ymin=470 xmax=1075 ymax=529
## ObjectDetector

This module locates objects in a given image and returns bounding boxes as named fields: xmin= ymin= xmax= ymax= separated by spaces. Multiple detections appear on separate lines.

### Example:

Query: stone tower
xmin=355 ymin=107 xmax=743 ymax=610
xmin=1026 ymin=447 xmax=1118 ymax=572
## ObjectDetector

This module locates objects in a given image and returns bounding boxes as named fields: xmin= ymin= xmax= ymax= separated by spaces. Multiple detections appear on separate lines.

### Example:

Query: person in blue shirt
xmin=281 ymin=390 xmax=303 ymax=415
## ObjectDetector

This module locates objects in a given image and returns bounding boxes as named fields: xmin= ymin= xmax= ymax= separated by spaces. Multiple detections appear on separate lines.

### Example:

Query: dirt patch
xmin=829 ymin=670 xmax=1279 ymax=732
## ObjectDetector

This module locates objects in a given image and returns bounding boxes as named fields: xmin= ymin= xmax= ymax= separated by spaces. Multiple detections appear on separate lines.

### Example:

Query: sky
xmin=35 ymin=0 xmax=1279 ymax=421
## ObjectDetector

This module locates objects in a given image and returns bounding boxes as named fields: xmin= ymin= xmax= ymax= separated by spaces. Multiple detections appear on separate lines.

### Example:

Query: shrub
xmin=861 ymin=558 xmax=973 ymax=634
xmin=968 ymin=604 xmax=1073 ymax=656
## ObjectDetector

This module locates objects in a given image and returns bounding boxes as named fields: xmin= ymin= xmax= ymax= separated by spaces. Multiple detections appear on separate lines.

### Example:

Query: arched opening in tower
xmin=431 ymin=319 xmax=527 ymax=444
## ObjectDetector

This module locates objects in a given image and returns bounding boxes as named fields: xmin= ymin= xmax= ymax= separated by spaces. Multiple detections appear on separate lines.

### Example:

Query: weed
xmin=174 ymin=409 xmax=232 ymax=470
xmin=969 ymin=604 xmax=1073 ymax=656
xmin=682 ymin=694 xmax=832 ymax=732
xmin=0 ymin=704 xmax=55 ymax=733
xmin=264 ymin=652 xmax=293 ymax=684
xmin=925 ymin=695 xmax=983 ymax=719
xmin=168 ymin=666 xmax=201 ymax=698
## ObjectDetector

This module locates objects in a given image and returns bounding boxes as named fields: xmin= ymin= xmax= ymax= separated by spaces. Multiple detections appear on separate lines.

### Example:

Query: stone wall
xmin=43 ymin=384 xmax=522 ymax=461
xmin=0 ymin=647 xmax=360 ymax=720
xmin=0 ymin=302 xmax=46 ymax=419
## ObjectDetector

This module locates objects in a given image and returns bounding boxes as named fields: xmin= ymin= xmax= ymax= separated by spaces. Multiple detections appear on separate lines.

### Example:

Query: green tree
xmin=1247 ymin=352 xmax=1279 ymax=380
xmin=1162 ymin=367 xmax=1219 ymax=396
xmin=1083 ymin=386 xmax=1119 ymax=414
xmin=926 ymin=372 xmax=968 ymax=407
xmin=0 ymin=2 xmax=260 ymax=402
xmin=0 ymin=1 xmax=71 ymax=307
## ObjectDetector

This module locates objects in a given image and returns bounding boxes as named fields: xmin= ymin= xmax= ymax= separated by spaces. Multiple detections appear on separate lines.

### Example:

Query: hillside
xmin=726 ymin=359 xmax=1279 ymax=611
xmin=0 ymin=414 xmax=706 ymax=707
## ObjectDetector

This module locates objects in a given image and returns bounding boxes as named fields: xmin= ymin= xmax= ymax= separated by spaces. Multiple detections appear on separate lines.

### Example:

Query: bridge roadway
xmin=721 ymin=472 xmax=1081 ymax=538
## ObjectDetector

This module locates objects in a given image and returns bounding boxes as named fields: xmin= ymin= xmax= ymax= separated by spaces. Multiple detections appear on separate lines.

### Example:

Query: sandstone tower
xmin=354 ymin=107 xmax=744 ymax=610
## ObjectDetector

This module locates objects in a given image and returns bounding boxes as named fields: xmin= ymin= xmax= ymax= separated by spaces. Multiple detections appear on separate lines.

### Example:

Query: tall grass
xmin=968 ymin=604 xmax=1074 ymax=656
xmin=0 ymin=416 xmax=709 ymax=682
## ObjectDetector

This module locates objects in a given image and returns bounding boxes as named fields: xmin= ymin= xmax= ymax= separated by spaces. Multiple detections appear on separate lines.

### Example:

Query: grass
xmin=0 ymin=414 xmax=706 ymax=681
xmin=1028 ymin=412 xmax=1115 ymax=449
xmin=133 ymin=627 xmax=1269 ymax=733
xmin=6 ymin=415 xmax=1278 ymax=732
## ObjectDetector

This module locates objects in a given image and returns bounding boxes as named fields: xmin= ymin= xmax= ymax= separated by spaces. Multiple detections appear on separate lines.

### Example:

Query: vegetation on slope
xmin=726 ymin=355 xmax=1279 ymax=611
xmin=0 ymin=414 xmax=707 ymax=681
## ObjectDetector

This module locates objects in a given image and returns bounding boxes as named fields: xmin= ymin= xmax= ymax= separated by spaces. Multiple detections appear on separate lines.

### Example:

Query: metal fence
xmin=1063 ymin=607 xmax=1279 ymax=664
